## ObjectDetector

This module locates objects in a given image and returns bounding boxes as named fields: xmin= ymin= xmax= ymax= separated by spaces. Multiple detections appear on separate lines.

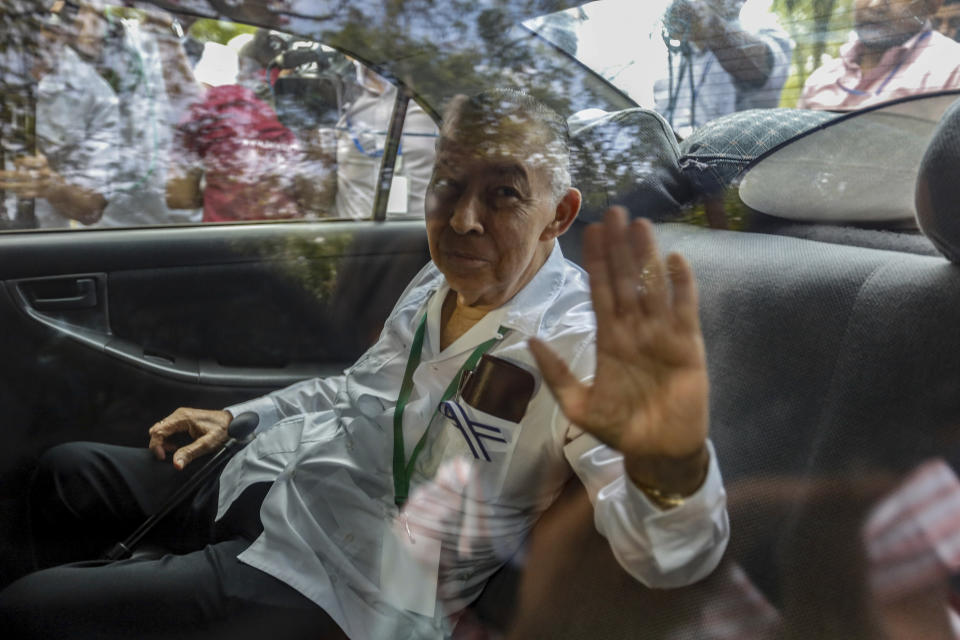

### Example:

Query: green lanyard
xmin=392 ymin=312 xmax=508 ymax=507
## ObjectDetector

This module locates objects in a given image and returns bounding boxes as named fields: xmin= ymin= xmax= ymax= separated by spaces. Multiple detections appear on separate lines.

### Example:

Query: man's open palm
xmin=530 ymin=207 xmax=709 ymax=491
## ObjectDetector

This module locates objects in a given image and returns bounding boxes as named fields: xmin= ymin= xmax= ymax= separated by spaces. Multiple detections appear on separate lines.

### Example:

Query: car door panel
xmin=0 ymin=220 xmax=430 ymax=581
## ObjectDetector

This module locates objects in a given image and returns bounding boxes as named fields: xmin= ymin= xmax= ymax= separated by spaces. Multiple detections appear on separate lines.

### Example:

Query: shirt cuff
xmin=225 ymin=396 xmax=281 ymax=436
xmin=621 ymin=440 xmax=727 ymax=573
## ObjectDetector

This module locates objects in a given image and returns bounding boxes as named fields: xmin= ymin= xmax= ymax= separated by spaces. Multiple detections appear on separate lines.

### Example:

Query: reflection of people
xmin=93 ymin=7 xmax=202 ymax=227
xmin=167 ymin=32 xmax=329 ymax=222
xmin=324 ymin=61 xmax=439 ymax=219
xmin=692 ymin=461 xmax=960 ymax=640
xmin=0 ymin=90 xmax=728 ymax=639
xmin=0 ymin=1 xmax=47 ymax=228
xmin=168 ymin=83 xmax=304 ymax=222
xmin=798 ymin=0 xmax=960 ymax=111
xmin=653 ymin=0 xmax=793 ymax=135
xmin=0 ymin=1 xmax=120 ymax=228
xmin=933 ymin=0 xmax=960 ymax=40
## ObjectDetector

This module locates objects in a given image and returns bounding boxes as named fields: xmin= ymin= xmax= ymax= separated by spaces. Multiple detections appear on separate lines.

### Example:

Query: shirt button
xmin=345 ymin=532 xmax=354 ymax=543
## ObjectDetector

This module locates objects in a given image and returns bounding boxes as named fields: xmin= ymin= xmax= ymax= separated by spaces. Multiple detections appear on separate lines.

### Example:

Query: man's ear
xmin=541 ymin=188 xmax=581 ymax=241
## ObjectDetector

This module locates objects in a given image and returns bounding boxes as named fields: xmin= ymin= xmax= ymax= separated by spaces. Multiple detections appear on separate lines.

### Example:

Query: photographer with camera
xmin=653 ymin=0 xmax=793 ymax=136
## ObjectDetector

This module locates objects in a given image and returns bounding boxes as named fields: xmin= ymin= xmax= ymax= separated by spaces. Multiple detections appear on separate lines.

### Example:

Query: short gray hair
xmin=441 ymin=88 xmax=572 ymax=203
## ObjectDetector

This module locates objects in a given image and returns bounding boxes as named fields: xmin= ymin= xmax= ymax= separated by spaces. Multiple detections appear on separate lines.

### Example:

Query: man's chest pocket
xmin=415 ymin=354 xmax=537 ymax=499
xmin=440 ymin=400 xmax=517 ymax=463
xmin=415 ymin=400 xmax=524 ymax=500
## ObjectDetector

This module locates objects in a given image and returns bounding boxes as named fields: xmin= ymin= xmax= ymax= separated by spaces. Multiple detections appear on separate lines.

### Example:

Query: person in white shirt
xmin=94 ymin=9 xmax=203 ymax=227
xmin=653 ymin=0 xmax=794 ymax=136
xmin=0 ymin=89 xmax=728 ymax=640
xmin=0 ymin=1 xmax=120 ymax=228
xmin=324 ymin=61 xmax=439 ymax=220
xmin=0 ymin=1 xmax=201 ymax=229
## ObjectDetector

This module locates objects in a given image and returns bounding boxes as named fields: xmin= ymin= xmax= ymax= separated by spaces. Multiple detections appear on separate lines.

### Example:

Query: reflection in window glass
xmin=528 ymin=0 xmax=960 ymax=134
xmin=796 ymin=0 xmax=960 ymax=111
xmin=527 ymin=0 xmax=795 ymax=136
xmin=324 ymin=62 xmax=438 ymax=220
xmin=0 ymin=4 xmax=439 ymax=230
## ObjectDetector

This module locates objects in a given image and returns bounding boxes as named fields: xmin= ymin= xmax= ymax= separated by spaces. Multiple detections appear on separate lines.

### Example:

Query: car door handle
xmin=27 ymin=277 xmax=98 ymax=311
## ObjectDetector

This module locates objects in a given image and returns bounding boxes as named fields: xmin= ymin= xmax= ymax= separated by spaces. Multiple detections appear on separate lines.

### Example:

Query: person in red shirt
xmin=168 ymin=83 xmax=303 ymax=222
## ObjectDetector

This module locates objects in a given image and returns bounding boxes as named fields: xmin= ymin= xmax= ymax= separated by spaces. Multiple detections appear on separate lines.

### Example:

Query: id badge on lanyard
xmin=382 ymin=312 xmax=507 ymax=616
xmin=391 ymin=313 xmax=508 ymax=507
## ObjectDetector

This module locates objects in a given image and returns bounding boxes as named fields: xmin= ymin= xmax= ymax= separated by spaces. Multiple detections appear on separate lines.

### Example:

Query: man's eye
xmin=493 ymin=186 xmax=521 ymax=200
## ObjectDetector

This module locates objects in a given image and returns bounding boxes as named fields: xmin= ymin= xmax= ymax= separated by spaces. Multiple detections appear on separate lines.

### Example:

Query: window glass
xmin=525 ymin=0 xmax=960 ymax=232
xmin=4 ymin=1 xmax=959 ymax=231
xmin=529 ymin=0 xmax=960 ymax=126
xmin=0 ymin=3 xmax=439 ymax=230
xmin=2 ymin=2 xmax=960 ymax=640
xmin=322 ymin=62 xmax=438 ymax=220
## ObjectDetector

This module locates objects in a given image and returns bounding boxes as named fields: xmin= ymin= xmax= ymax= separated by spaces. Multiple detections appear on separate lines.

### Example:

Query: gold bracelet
xmin=636 ymin=483 xmax=688 ymax=510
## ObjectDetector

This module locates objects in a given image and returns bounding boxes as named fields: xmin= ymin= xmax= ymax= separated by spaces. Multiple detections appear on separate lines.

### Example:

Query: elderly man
xmin=0 ymin=89 xmax=728 ymax=639
xmin=798 ymin=0 xmax=960 ymax=111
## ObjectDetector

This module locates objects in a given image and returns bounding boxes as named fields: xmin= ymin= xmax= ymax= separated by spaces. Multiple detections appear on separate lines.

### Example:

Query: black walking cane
xmin=102 ymin=412 xmax=260 ymax=561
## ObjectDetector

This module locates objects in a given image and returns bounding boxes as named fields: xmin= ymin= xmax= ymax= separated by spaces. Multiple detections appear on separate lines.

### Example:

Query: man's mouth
xmin=442 ymin=248 xmax=490 ymax=267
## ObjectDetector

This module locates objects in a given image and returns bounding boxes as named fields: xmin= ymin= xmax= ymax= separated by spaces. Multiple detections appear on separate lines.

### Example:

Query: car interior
xmin=462 ymin=92 xmax=960 ymax=639
xmin=2 ymin=0 xmax=960 ymax=638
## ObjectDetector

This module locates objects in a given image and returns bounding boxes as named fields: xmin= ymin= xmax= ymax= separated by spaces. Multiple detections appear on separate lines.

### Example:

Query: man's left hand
xmin=529 ymin=207 xmax=709 ymax=498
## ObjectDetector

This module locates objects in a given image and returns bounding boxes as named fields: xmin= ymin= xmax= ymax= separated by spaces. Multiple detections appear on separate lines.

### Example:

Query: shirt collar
xmin=422 ymin=241 xmax=569 ymax=357
xmin=424 ymin=281 xmax=507 ymax=359
xmin=497 ymin=241 xmax=568 ymax=336
xmin=844 ymin=27 xmax=933 ymax=70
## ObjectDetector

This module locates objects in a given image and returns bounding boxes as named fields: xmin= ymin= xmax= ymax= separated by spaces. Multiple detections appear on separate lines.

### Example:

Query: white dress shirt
xmin=219 ymin=242 xmax=729 ymax=639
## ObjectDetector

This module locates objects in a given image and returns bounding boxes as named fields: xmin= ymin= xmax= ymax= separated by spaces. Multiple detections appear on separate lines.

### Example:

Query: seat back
xmin=472 ymin=224 xmax=960 ymax=639
xmin=470 ymin=102 xmax=960 ymax=639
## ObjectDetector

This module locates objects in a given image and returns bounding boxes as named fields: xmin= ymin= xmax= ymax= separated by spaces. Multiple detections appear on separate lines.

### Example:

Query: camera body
xmin=663 ymin=0 xmax=744 ymax=42
xmin=270 ymin=43 xmax=353 ymax=131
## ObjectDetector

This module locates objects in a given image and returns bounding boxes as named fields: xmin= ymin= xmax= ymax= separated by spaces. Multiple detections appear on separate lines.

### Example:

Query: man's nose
xmin=449 ymin=194 xmax=484 ymax=235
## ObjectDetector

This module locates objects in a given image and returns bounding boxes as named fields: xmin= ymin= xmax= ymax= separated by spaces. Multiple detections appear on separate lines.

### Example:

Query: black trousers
xmin=0 ymin=442 xmax=346 ymax=640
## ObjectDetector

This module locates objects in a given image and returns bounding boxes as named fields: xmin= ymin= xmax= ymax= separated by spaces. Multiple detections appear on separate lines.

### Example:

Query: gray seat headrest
xmin=678 ymin=108 xmax=837 ymax=195
xmin=916 ymin=97 xmax=960 ymax=264
xmin=568 ymin=108 xmax=692 ymax=222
